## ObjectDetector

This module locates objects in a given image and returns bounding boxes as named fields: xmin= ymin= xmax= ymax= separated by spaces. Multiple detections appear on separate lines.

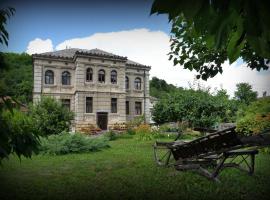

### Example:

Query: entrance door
xmin=97 ymin=112 xmax=108 ymax=130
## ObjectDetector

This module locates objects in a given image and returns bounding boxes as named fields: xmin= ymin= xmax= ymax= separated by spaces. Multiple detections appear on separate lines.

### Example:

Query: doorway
xmin=97 ymin=112 xmax=108 ymax=130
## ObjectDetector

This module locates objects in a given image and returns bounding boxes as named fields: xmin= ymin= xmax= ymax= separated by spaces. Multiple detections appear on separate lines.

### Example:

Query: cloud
xmin=28 ymin=29 xmax=270 ymax=97
xmin=56 ymin=28 xmax=196 ymax=88
xmin=26 ymin=38 xmax=53 ymax=54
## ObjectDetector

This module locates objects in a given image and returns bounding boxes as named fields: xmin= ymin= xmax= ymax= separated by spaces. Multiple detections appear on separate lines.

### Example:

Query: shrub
xmin=30 ymin=96 xmax=74 ymax=136
xmin=135 ymin=124 xmax=154 ymax=141
xmin=39 ymin=132 xmax=110 ymax=155
xmin=0 ymin=109 xmax=40 ymax=161
xmin=236 ymin=97 xmax=270 ymax=135
xmin=127 ymin=115 xmax=144 ymax=129
xmin=104 ymin=130 xmax=117 ymax=141
xmin=126 ymin=128 xmax=136 ymax=135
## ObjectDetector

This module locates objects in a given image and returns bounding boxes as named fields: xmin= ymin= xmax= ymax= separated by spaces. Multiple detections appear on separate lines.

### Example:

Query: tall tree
xmin=151 ymin=0 xmax=270 ymax=80
xmin=234 ymin=82 xmax=258 ymax=105
xmin=0 ymin=7 xmax=41 ymax=163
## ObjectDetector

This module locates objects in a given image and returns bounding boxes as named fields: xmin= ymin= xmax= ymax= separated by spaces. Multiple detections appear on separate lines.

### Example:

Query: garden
xmin=1 ymin=132 xmax=270 ymax=200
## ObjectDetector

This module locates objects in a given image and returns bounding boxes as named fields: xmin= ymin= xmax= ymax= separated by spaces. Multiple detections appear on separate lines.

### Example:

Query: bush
xmin=135 ymin=124 xmax=154 ymax=141
xmin=127 ymin=115 xmax=144 ymax=129
xmin=39 ymin=132 xmax=110 ymax=155
xmin=30 ymin=96 xmax=74 ymax=136
xmin=152 ymin=89 xmax=232 ymax=128
xmin=236 ymin=97 xmax=270 ymax=135
xmin=126 ymin=128 xmax=136 ymax=135
xmin=0 ymin=109 xmax=40 ymax=161
xmin=104 ymin=130 xmax=117 ymax=141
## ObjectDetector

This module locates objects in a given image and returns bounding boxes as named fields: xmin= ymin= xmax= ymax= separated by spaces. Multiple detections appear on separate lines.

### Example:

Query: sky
xmin=1 ymin=0 xmax=269 ymax=97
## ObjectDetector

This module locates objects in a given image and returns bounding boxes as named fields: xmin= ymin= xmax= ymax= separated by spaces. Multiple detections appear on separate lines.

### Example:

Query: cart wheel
xmin=153 ymin=142 xmax=173 ymax=167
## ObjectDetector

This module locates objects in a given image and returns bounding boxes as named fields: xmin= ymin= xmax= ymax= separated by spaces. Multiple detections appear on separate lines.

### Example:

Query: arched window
xmin=45 ymin=70 xmax=54 ymax=84
xmin=111 ymin=70 xmax=117 ymax=84
xmin=98 ymin=69 xmax=105 ymax=83
xmin=134 ymin=77 xmax=141 ymax=90
xmin=86 ymin=68 xmax=93 ymax=82
xmin=62 ymin=71 xmax=71 ymax=85
xmin=125 ymin=76 xmax=129 ymax=89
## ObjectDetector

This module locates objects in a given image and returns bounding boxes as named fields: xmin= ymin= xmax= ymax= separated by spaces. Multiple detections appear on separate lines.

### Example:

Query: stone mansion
xmin=32 ymin=48 xmax=151 ymax=131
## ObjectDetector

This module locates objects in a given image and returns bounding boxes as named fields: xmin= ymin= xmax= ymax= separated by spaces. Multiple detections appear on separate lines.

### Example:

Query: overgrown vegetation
xmin=152 ymin=88 xmax=235 ymax=128
xmin=236 ymin=97 xmax=270 ymax=135
xmin=0 ymin=53 xmax=32 ymax=104
xmin=0 ymin=109 xmax=40 ymax=161
xmin=151 ymin=77 xmax=263 ymax=135
xmin=39 ymin=132 xmax=110 ymax=155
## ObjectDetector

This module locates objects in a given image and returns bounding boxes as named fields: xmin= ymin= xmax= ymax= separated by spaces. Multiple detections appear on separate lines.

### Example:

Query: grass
xmin=1 ymin=136 xmax=270 ymax=200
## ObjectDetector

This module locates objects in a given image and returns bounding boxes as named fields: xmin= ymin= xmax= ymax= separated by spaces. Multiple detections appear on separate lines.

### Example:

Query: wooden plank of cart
xmin=153 ymin=126 xmax=270 ymax=182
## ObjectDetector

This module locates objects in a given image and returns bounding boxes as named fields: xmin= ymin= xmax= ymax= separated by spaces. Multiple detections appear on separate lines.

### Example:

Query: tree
xmin=236 ymin=97 xmax=270 ymax=135
xmin=0 ymin=7 xmax=41 ymax=163
xmin=152 ymin=89 xmax=230 ymax=128
xmin=0 ymin=7 xmax=15 ymax=47
xmin=151 ymin=0 xmax=270 ymax=80
xmin=30 ymin=97 xmax=74 ymax=136
xmin=234 ymin=83 xmax=258 ymax=105
xmin=0 ymin=53 xmax=33 ymax=104
xmin=150 ymin=76 xmax=180 ymax=98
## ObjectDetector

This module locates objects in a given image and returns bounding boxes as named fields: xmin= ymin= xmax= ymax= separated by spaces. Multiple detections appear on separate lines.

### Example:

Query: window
xmin=98 ymin=69 xmax=105 ymax=83
xmin=111 ymin=70 xmax=117 ymax=84
xmin=86 ymin=97 xmax=93 ymax=113
xmin=45 ymin=70 xmax=54 ymax=84
xmin=111 ymin=98 xmax=117 ymax=113
xmin=126 ymin=101 xmax=129 ymax=115
xmin=62 ymin=71 xmax=71 ymax=85
xmin=86 ymin=68 xmax=93 ymax=82
xmin=125 ymin=76 xmax=129 ymax=89
xmin=134 ymin=77 xmax=141 ymax=90
xmin=61 ymin=99 xmax=70 ymax=111
xmin=135 ymin=102 xmax=142 ymax=115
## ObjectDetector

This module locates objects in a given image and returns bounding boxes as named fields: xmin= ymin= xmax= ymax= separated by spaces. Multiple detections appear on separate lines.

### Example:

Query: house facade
xmin=32 ymin=48 xmax=151 ymax=131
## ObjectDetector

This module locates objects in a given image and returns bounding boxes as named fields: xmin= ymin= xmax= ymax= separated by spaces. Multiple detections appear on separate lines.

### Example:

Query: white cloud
xmin=56 ymin=28 xmax=196 ymax=88
xmin=26 ymin=38 xmax=53 ymax=54
xmin=28 ymin=29 xmax=270 ymax=97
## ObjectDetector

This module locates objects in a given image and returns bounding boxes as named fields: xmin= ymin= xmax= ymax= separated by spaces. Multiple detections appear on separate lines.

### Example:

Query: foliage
xmin=236 ymin=97 xmax=270 ymax=135
xmin=135 ymin=124 xmax=153 ymax=141
xmin=104 ymin=130 xmax=117 ymax=141
xmin=0 ymin=7 xmax=41 ymax=162
xmin=39 ymin=132 xmax=110 ymax=155
xmin=234 ymin=82 xmax=258 ymax=105
xmin=0 ymin=7 xmax=15 ymax=46
xmin=0 ymin=53 xmax=33 ymax=104
xmin=126 ymin=128 xmax=136 ymax=135
xmin=30 ymin=96 xmax=74 ymax=136
xmin=0 ymin=109 xmax=40 ymax=162
xmin=150 ymin=76 xmax=180 ymax=98
xmin=126 ymin=115 xmax=144 ymax=129
xmin=152 ymin=88 xmax=235 ymax=128
xmin=151 ymin=1 xmax=270 ymax=80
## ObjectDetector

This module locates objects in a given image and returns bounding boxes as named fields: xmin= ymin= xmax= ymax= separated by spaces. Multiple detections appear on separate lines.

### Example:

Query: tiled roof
xmin=34 ymin=48 xmax=127 ymax=60
xmin=33 ymin=48 xmax=150 ymax=68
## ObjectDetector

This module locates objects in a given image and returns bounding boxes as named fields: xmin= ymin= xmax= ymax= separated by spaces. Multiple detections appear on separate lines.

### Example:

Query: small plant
xmin=39 ymin=132 xmax=110 ymax=155
xmin=104 ymin=130 xmax=117 ymax=141
xmin=135 ymin=124 xmax=154 ymax=141
xmin=126 ymin=128 xmax=136 ymax=135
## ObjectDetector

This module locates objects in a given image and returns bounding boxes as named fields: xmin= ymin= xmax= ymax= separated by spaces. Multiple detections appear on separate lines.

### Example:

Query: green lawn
xmin=1 ymin=136 xmax=270 ymax=200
